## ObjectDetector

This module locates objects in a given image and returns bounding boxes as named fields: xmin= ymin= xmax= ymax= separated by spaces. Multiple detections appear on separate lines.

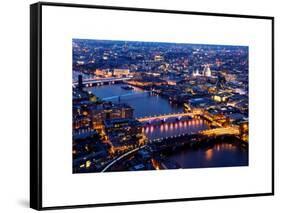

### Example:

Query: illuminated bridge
xmin=101 ymin=126 xmax=241 ymax=172
xmin=137 ymin=111 xmax=226 ymax=130
xmin=102 ymin=91 xmax=150 ymax=101
xmin=200 ymin=126 xmax=240 ymax=137
xmin=73 ymin=77 xmax=132 ymax=87
xmin=136 ymin=112 xmax=198 ymax=123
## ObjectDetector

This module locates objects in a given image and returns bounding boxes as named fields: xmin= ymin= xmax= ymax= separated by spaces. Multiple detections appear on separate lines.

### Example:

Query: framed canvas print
xmin=30 ymin=2 xmax=274 ymax=210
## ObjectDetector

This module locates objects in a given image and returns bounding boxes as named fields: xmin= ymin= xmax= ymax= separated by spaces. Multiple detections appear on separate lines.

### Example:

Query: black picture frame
xmin=30 ymin=1 xmax=275 ymax=210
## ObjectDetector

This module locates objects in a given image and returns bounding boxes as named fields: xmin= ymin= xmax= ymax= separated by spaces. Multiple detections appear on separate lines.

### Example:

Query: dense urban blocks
xmin=72 ymin=39 xmax=248 ymax=173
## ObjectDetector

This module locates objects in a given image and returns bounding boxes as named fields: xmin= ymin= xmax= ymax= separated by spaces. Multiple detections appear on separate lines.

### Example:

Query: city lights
xmin=72 ymin=39 xmax=248 ymax=173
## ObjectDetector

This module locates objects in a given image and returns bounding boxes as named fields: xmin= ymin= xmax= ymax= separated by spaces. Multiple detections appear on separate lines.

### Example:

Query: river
xmin=88 ymin=84 xmax=248 ymax=168
xmin=87 ymin=84 xmax=182 ymax=117
xmin=167 ymin=142 xmax=248 ymax=168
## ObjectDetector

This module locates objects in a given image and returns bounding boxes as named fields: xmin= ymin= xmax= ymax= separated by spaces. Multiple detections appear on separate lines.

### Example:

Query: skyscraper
xmin=78 ymin=75 xmax=83 ymax=88
xmin=216 ymin=73 xmax=226 ymax=89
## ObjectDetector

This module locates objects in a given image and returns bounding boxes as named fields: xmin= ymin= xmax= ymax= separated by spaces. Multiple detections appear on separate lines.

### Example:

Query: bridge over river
xmin=101 ymin=121 xmax=242 ymax=172
xmin=87 ymin=84 xmax=246 ymax=172
xmin=73 ymin=77 xmax=132 ymax=87
xmin=101 ymin=90 xmax=151 ymax=101
xmin=136 ymin=111 xmax=224 ymax=129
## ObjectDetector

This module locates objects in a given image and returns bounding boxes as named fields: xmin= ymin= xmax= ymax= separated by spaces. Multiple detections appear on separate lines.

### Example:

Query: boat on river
xmin=121 ymin=85 xmax=134 ymax=90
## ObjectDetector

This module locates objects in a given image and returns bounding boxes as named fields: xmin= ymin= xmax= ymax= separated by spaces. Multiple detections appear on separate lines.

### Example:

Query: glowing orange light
xmin=205 ymin=149 xmax=213 ymax=161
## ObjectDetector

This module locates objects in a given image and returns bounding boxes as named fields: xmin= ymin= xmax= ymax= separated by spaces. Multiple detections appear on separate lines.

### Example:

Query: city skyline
xmin=72 ymin=38 xmax=248 ymax=173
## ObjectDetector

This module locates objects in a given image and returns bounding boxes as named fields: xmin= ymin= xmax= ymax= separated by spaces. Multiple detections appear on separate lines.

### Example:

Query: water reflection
xmin=205 ymin=149 xmax=213 ymax=161
xmin=167 ymin=142 xmax=248 ymax=168
xmin=143 ymin=119 xmax=208 ymax=140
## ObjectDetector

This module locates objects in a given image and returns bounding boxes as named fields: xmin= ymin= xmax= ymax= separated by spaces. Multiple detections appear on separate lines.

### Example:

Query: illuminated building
xmin=239 ymin=121 xmax=249 ymax=142
xmin=167 ymin=80 xmax=177 ymax=86
xmin=212 ymin=92 xmax=232 ymax=103
xmin=192 ymin=65 xmax=211 ymax=77
xmin=127 ymin=77 xmax=167 ymax=87
xmin=89 ymin=95 xmax=98 ymax=103
xmin=113 ymin=68 xmax=130 ymax=77
xmin=213 ymin=95 xmax=227 ymax=102
xmin=72 ymin=129 xmax=108 ymax=173
xmin=104 ymin=118 xmax=145 ymax=152
xmin=192 ymin=69 xmax=200 ymax=77
xmin=183 ymin=103 xmax=192 ymax=113
xmin=95 ymin=69 xmax=112 ymax=77
xmin=73 ymin=100 xmax=93 ymax=130
xmin=72 ymin=114 xmax=91 ymax=130
xmin=203 ymin=64 xmax=212 ymax=77
xmin=90 ymin=103 xmax=134 ymax=129
xmin=76 ymin=60 xmax=85 ymax=65
xmin=154 ymin=55 xmax=164 ymax=61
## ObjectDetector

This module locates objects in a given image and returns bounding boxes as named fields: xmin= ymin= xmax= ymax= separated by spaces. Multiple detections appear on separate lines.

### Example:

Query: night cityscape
xmin=72 ymin=39 xmax=249 ymax=173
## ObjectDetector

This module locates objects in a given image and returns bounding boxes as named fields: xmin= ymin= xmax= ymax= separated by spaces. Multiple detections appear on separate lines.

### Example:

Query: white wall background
xmin=0 ymin=0 xmax=279 ymax=212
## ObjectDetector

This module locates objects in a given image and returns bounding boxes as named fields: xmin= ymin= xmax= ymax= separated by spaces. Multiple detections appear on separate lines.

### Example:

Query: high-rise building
xmin=216 ymin=73 xmax=226 ymax=89
xmin=78 ymin=75 xmax=83 ymax=88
